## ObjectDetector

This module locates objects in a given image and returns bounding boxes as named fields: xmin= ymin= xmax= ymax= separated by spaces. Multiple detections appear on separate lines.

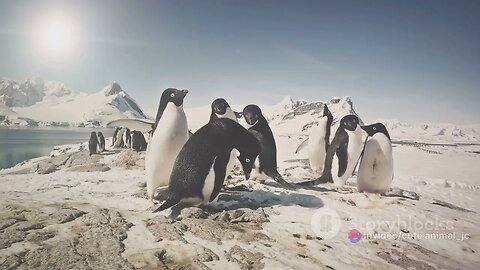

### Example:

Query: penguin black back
xmin=323 ymin=104 xmax=334 ymax=151
xmin=88 ymin=131 xmax=99 ymax=156
xmin=152 ymin=88 xmax=189 ymax=133
xmin=154 ymin=118 xmax=260 ymax=212
xmin=131 ymin=131 xmax=147 ymax=151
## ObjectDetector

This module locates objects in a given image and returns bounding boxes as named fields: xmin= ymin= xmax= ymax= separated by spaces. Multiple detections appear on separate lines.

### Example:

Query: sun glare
xmin=37 ymin=14 xmax=77 ymax=56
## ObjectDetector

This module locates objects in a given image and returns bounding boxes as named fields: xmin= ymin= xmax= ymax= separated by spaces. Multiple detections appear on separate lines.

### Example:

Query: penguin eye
xmin=245 ymin=158 xmax=250 ymax=163
xmin=170 ymin=93 xmax=175 ymax=98
xmin=373 ymin=127 xmax=377 ymax=130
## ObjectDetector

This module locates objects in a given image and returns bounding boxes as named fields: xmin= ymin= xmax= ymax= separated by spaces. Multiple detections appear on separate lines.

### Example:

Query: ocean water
xmin=0 ymin=127 xmax=113 ymax=170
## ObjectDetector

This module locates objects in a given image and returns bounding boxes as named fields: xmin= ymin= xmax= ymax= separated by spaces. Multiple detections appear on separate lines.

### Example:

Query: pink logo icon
xmin=348 ymin=229 xmax=362 ymax=243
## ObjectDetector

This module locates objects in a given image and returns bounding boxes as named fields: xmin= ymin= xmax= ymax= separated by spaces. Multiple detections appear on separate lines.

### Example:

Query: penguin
xmin=312 ymin=115 xmax=364 ymax=188
xmin=88 ymin=131 xmax=99 ymax=156
xmin=295 ymin=104 xmax=333 ymax=174
xmin=124 ymin=128 xmax=132 ymax=148
xmin=357 ymin=123 xmax=393 ymax=195
xmin=153 ymin=118 xmax=261 ymax=212
xmin=97 ymin=132 xmax=105 ymax=152
xmin=113 ymin=128 xmax=125 ymax=148
xmin=242 ymin=104 xmax=294 ymax=189
xmin=111 ymin=127 xmax=121 ymax=146
xmin=131 ymin=130 xmax=147 ymax=152
xmin=209 ymin=98 xmax=242 ymax=122
xmin=209 ymin=98 xmax=242 ymax=176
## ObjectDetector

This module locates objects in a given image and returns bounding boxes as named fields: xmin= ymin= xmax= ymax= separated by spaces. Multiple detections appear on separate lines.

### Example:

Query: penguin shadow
xmin=158 ymin=189 xmax=324 ymax=219
xmin=96 ymin=149 xmax=123 ymax=156
xmin=212 ymin=189 xmax=324 ymax=212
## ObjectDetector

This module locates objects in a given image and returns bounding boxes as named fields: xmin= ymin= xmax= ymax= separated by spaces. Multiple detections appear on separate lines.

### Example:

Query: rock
xmin=226 ymin=245 xmax=265 ymax=270
xmin=31 ymin=161 xmax=57 ymax=174
xmin=145 ymin=216 xmax=188 ymax=243
xmin=65 ymin=151 xmax=100 ymax=167
xmin=181 ymin=207 xmax=208 ymax=219
xmin=25 ymin=230 xmax=56 ymax=243
xmin=50 ymin=153 xmax=72 ymax=166
xmin=49 ymin=207 xmax=86 ymax=224
xmin=113 ymin=150 xmax=145 ymax=170
xmin=66 ymin=163 xmax=111 ymax=172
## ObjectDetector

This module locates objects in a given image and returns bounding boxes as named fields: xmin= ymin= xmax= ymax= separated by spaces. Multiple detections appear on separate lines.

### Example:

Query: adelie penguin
xmin=295 ymin=104 xmax=333 ymax=174
xmin=209 ymin=98 xmax=242 ymax=122
xmin=298 ymin=115 xmax=363 ymax=189
xmin=320 ymin=115 xmax=364 ymax=188
xmin=111 ymin=127 xmax=121 ymax=147
xmin=108 ymin=88 xmax=189 ymax=203
xmin=124 ymin=128 xmax=132 ymax=148
xmin=131 ymin=130 xmax=147 ymax=152
xmin=153 ymin=118 xmax=261 ymax=212
xmin=242 ymin=104 xmax=294 ymax=189
xmin=357 ymin=123 xmax=393 ymax=195
xmin=97 ymin=132 xmax=106 ymax=152
xmin=209 ymin=98 xmax=242 ymax=175
xmin=88 ymin=131 xmax=99 ymax=156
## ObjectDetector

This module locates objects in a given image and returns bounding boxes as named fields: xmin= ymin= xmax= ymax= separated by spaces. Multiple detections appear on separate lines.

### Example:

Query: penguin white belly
xmin=146 ymin=104 xmax=189 ymax=199
xmin=332 ymin=126 xmax=364 ymax=188
xmin=357 ymin=134 xmax=393 ymax=194
xmin=250 ymin=156 xmax=268 ymax=181
xmin=201 ymin=157 xmax=217 ymax=202
xmin=308 ymin=117 xmax=328 ymax=174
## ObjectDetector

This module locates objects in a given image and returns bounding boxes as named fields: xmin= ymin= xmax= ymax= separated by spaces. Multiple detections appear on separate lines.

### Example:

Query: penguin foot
xmin=314 ymin=174 xmax=333 ymax=184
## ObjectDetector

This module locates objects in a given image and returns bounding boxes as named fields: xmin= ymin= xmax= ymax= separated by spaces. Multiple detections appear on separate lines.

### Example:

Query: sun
xmin=37 ymin=14 xmax=78 ymax=56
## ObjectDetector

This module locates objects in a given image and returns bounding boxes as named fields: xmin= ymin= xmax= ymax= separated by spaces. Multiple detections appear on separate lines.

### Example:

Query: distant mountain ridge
xmin=0 ymin=78 xmax=146 ymax=127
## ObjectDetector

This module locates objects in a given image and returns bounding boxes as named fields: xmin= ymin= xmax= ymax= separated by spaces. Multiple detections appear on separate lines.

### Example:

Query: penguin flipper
xmin=295 ymin=138 xmax=309 ymax=154
xmin=107 ymin=119 xmax=154 ymax=133
xmin=152 ymin=196 xmax=180 ymax=213
xmin=209 ymin=152 xmax=230 ymax=202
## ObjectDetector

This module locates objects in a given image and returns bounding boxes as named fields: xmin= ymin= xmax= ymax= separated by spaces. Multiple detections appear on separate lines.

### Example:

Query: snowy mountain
xmin=0 ymin=78 xmax=147 ymax=127
xmin=377 ymin=119 xmax=480 ymax=143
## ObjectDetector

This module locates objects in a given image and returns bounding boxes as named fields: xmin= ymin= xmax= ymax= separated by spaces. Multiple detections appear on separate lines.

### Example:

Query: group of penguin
xmin=88 ymin=131 xmax=106 ymax=156
xmin=88 ymin=126 xmax=148 ymax=156
xmin=107 ymin=88 xmax=394 ymax=213
xmin=111 ymin=127 xmax=148 ymax=152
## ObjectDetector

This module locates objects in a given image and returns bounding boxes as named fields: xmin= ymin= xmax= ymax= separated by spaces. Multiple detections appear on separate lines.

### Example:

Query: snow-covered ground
xmin=0 ymin=128 xmax=479 ymax=269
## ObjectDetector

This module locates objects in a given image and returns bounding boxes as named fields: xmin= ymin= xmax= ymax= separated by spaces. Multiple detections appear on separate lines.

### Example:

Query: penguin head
xmin=238 ymin=151 xmax=259 ymax=181
xmin=340 ymin=115 xmax=359 ymax=131
xmin=98 ymin=132 xmax=104 ymax=137
xmin=211 ymin=98 xmax=231 ymax=115
xmin=90 ymin=132 xmax=97 ymax=139
xmin=161 ymin=88 xmax=188 ymax=107
xmin=361 ymin=123 xmax=391 ymax=140
xmin=243 ymin=104 xmax=262 ymax=126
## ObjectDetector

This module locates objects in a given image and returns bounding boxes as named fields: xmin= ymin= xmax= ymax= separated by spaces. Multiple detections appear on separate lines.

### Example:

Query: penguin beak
xmin=245 ymin=172 xmax=250 ymax=180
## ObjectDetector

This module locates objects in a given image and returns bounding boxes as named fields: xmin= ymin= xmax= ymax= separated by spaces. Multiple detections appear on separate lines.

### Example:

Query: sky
xmin=0 ymin=0 xmax=479 ymax=124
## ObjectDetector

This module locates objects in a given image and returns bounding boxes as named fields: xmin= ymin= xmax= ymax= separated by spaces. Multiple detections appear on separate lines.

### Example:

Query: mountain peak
xmin=103 ymin=82 xmax=123 ymax=96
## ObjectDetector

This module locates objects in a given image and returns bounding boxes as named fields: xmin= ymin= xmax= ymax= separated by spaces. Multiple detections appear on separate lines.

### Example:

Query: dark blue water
xmin=0 ymin=127 xmax=113 ymax=170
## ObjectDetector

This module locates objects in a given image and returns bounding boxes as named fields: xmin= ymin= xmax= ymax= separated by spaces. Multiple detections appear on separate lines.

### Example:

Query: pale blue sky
xmin=0 ymin=0 xmax=479 ymax=124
